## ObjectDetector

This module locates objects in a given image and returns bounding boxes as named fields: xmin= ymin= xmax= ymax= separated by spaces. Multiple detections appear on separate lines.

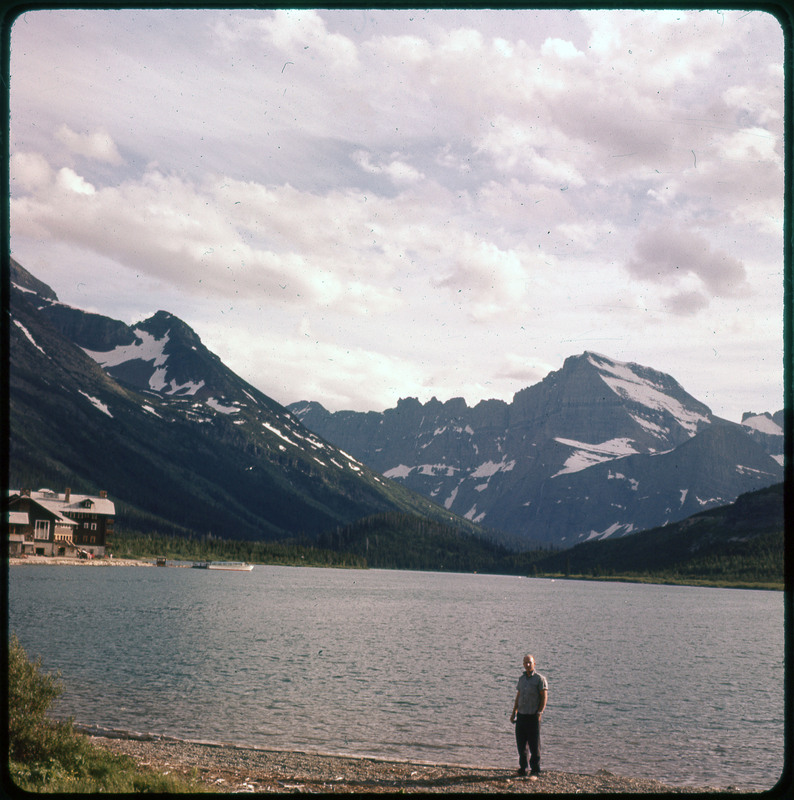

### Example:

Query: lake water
xmin=8 ymin=565 xmax=784 ymax=791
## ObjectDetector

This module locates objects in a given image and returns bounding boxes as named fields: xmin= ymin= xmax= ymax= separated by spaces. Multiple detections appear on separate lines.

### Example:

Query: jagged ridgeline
xmin=290 ymin=357 xmax=783 ymax=548
xmin=8 ymin=257 xmax=784 ymax=574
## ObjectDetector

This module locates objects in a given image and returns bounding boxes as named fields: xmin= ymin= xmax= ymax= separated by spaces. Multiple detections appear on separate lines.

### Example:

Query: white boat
xmin=206 ymin=561 xmax=254 ymax=571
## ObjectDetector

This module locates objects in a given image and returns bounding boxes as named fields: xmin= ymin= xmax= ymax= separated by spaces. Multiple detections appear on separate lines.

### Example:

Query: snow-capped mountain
xmin=740 ymin=411 xmax=784 ymax=465
xmin=8 ymin=258 xmax=474 ymax=541
xmin=290 ymin=353 xmax=783 ymax=548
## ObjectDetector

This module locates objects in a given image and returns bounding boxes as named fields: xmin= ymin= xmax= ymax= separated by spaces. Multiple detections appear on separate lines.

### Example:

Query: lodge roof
xmin=8 ymin=488 xmax=115 ymax=517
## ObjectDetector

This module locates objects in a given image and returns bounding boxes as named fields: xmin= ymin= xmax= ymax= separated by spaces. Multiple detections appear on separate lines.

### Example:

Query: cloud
xmin=56 ymin=167 xmax=95 ymax=195
xmin=207 ymin=321 xmax=432 ymax=411
xmin=662 ymin=290 xmax=710 ymax=316
xmin=7 ymin=9 xmax=784 ymax=421
xmin=55 ymin=124 xmax=123 ymax=164
xmin=432 ymin=237 xmax=531 ymax=321
xmin=9 ymin=152 xmax=53 ymax=192
xmin=626 ymin=226 xmax=747 ymax=303
xmin=352 ymin=150 xmax=425 ymax=186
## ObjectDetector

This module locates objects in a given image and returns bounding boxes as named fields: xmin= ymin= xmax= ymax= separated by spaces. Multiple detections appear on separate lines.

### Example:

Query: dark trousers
xmin=515 ymin=713 xmax=541 ymax=773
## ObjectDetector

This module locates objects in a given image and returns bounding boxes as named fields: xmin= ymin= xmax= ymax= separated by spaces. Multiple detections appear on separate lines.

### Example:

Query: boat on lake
xmin=204 ymin=561 xmax=254 ymax=571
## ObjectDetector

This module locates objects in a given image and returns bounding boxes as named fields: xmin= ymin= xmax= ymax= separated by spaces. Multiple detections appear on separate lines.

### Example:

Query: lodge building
xmin=7 ymin=488 xmax=115 ymax=558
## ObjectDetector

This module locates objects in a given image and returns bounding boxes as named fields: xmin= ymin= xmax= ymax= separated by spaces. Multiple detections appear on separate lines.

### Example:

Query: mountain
xmin=740 ymin=411 xmax=784 ymax=465
xmin=7 ymin=258 xmax=479 ymax=542
xmin=289 ymin=353 xmax=783 ymax=548
xmin=315 ymin=482 xmax=783 ymax=585
xmin=532 ymin=481 xmax=784 ymax=585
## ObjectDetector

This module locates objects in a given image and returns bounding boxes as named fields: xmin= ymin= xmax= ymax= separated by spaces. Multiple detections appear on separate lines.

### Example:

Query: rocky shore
xmin=10 ymin=556 xmax=158 ymax=566
xmin=91 ymin=736 xmax=736 ymax=794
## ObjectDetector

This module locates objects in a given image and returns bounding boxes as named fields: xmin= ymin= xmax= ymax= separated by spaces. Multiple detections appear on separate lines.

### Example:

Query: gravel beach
xmin=10 ymin=556 xmax=157 ymax=566
xmin=91 ymin=736 xmax=737 ymax=794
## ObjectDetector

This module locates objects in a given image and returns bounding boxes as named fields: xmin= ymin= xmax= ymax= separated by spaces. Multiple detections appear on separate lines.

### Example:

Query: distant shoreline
xmin=8 ymin=556 xmax=782 ymax=590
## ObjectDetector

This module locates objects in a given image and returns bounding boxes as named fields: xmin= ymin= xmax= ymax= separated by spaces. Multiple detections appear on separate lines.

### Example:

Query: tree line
xmin=113 ymin=505 xmax=783 ymax=589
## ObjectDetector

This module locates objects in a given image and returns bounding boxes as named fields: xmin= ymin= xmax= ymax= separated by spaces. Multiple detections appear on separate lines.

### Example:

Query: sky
xmin=8 ymin=8 xmax=786 ymax=422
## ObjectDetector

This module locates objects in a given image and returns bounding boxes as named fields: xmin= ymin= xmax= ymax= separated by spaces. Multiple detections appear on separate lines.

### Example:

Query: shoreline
xmin=89 ymin=735 xmax=738 ymax=794
xmin=7 ymin=557 xmax=781 ymax=590
xmin=9 ymin=555 xmax=158 ymax=567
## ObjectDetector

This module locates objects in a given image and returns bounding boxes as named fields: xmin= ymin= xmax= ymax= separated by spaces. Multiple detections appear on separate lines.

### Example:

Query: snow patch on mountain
xmin=84 ymin=328 xmax=169 ymax=368
xmin=383 ymin=464 xmax=411 ymax=479
xmin=83 ymin=327 xmax=207 ymax=396
xmin=78 ymin=390 xmax=112 ymax=417
xmin=420 ymin=464 xmax=457 ymax=476
xmin=339 ymin=449 xmax=362 ymax=466
xmin=736 ymin=464 xmax=776 ymax=478
xmin=263 ymin=421 xmax=298 ymax=448
xmin=384 ymin=463 xmax=458 ymax=478
xmin=742 ymin=414 xmax=783 ymax=436
xmin=465 ymin=505 xmax=486 ymax=523
xmin=553 ymin=437 xmax=638 ymax=476
xmin=13 ymin=319 xmax=46 ymax=355
xmin=584 ymin=521 xmax=635 ymax=541
xmin=471 ymin=458 xmax=516 ymax=478
xmin=82 ymin=328 xmax=204 ymax=396
xmin=444 ymin=486 xmax=459 ymax=509
xmin=589 ymin=353 xmax=709 ymax=434
xmin=206 ymin=398 xmax=239 ymax=414
xmin=150 ymin=369 xmax=205 ymax=396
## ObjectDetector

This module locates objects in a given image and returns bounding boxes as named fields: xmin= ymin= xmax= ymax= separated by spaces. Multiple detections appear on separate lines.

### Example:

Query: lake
xmin=8 ymin=565 xmax=784 ymax=791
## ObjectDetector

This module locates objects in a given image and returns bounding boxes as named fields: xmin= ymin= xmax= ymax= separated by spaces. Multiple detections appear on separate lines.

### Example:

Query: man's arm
xmin=511 ymin=689 xmax=520 ymax=722
xmin=538 ymin=689 xmax=548 ymax=716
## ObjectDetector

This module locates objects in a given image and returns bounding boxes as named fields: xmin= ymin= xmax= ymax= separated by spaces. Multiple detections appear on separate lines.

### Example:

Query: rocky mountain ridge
xmin=289 ymin=354 xmax=783 ymax=548
xmin=9 ymin=257 xmax=782 ymax=551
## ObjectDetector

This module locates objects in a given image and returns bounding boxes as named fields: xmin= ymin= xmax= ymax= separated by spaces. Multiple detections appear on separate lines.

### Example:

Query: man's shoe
xmin=516 ymin=768 xmax=527 ymax=777
xmin=529 ymin=770 xmax=541 ymax=779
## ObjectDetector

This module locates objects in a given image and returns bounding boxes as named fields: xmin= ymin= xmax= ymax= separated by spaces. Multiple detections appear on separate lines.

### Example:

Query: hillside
xmin=308 ymin=483 xmax=784 ymax=586
xmin=8 ymin=259 xmax=481 ymax=542
xmin=531 ymin=482 xmax=784 ymax=586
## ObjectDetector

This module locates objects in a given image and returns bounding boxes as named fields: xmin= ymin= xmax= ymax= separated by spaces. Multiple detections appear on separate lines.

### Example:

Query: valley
xmin=7 ymin=257 xmax=785 ymax=586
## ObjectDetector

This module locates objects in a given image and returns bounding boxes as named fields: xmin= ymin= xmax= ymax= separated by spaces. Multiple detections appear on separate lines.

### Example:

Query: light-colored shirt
xmin=516 ymin=671 xmax=548 ymax=714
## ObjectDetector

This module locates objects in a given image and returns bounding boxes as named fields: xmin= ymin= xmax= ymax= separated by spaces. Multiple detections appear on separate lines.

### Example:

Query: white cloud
xmin=352 ymin=150 xmax=425 ymax=186
xmin=8 ymin=8 xmax=785 ymax=422
xmin=10 ymin=151 xmax=53 ymax=192
xmin=55 ymin=124 xmax=123 ymax=164
xmin=56 ymin=167 xmax=95 ymax=195
xmin=540 ymin=37 xmax=584 ymax=59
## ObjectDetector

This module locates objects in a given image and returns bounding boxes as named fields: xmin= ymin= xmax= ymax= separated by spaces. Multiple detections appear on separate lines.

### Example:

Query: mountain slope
xmin=8 ymin=259 xmax=479 ymax=541
xmin=290 ymin=354 xmax=782 ymax=548
xmin=533 ymin=482 xmax=784 ymax=584
xmin=315 ymin=483 xmax=783 ymax=585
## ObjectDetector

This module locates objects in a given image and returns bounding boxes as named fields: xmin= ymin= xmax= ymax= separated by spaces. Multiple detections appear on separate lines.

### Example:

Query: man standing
xmin=510 ymin=654 xmax=548 ymax=778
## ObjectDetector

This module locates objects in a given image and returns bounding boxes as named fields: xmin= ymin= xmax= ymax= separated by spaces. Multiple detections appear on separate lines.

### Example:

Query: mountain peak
xmin=10 ymin=257 xmax=58 ymax=301
xmin=137 ymin=310 xmax=199 ymax=343
xmin=290 ymin=351 xmax=781 ymax=547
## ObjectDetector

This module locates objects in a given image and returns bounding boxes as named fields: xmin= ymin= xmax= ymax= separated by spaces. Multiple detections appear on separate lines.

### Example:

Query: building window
xmin=34 ymin=520 xmax=50 ymax=539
